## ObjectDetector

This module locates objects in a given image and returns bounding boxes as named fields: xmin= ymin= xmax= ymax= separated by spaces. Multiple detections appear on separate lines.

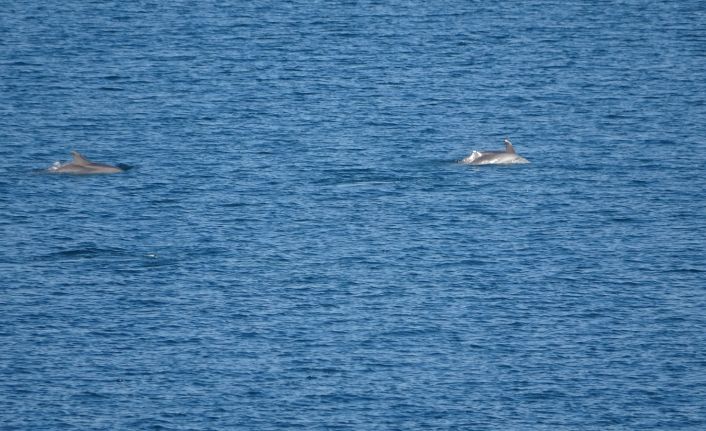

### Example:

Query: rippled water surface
xmin=2 ymin=1 xmax=706 ymax=429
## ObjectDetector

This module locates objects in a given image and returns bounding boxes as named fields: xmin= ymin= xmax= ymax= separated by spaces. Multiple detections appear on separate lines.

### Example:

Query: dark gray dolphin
xmin=461 ymin=138 xmax=529 ymax=165
xmin=48 ymin=151 xmax=124 ymax=174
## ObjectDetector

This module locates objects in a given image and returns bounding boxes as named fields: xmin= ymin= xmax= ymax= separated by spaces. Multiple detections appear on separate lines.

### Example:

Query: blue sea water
xmin=1 ymin=0 xmax=706 ymax=429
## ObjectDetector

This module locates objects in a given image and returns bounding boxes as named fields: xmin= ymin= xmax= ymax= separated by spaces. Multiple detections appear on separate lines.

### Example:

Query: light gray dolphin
xmin=47 ymin=151 xmax=125 ymax=174
xmin=461 ymin=138 xmax=529 ymax=165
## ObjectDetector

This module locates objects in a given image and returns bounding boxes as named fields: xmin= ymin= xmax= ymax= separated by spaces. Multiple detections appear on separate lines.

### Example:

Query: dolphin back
xmin=48 ymin=151 xmax=125 ymax=174
xmin=461 ymin=138 xmax=529 ymax=165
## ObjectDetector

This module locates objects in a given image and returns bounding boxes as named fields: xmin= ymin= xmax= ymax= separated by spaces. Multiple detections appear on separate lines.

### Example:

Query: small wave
xmin=41 ymin=246 xmax=128 ymax=261
xmin=663 ymin=267 xmax=705 ymax=274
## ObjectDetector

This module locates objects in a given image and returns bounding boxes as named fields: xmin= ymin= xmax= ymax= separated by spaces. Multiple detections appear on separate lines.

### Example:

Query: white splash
xmin=460 ymin=151 xmax=483 ymax=164
xmin=47 ymin=161 xmax=64 ymax=172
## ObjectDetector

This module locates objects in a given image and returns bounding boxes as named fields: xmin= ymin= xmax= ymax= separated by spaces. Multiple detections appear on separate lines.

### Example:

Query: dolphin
xmin=461 ymin=138 xmax=529 ymax=165
xmin=47 ymin=151 xmax=125 ymax=174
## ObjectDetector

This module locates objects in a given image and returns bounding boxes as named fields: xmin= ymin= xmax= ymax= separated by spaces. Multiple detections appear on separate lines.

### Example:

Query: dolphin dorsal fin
xmin=504 ymin=138 xmax=516 ymax=154
xmin=71 ymin=151 xmax=91 ymax=165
